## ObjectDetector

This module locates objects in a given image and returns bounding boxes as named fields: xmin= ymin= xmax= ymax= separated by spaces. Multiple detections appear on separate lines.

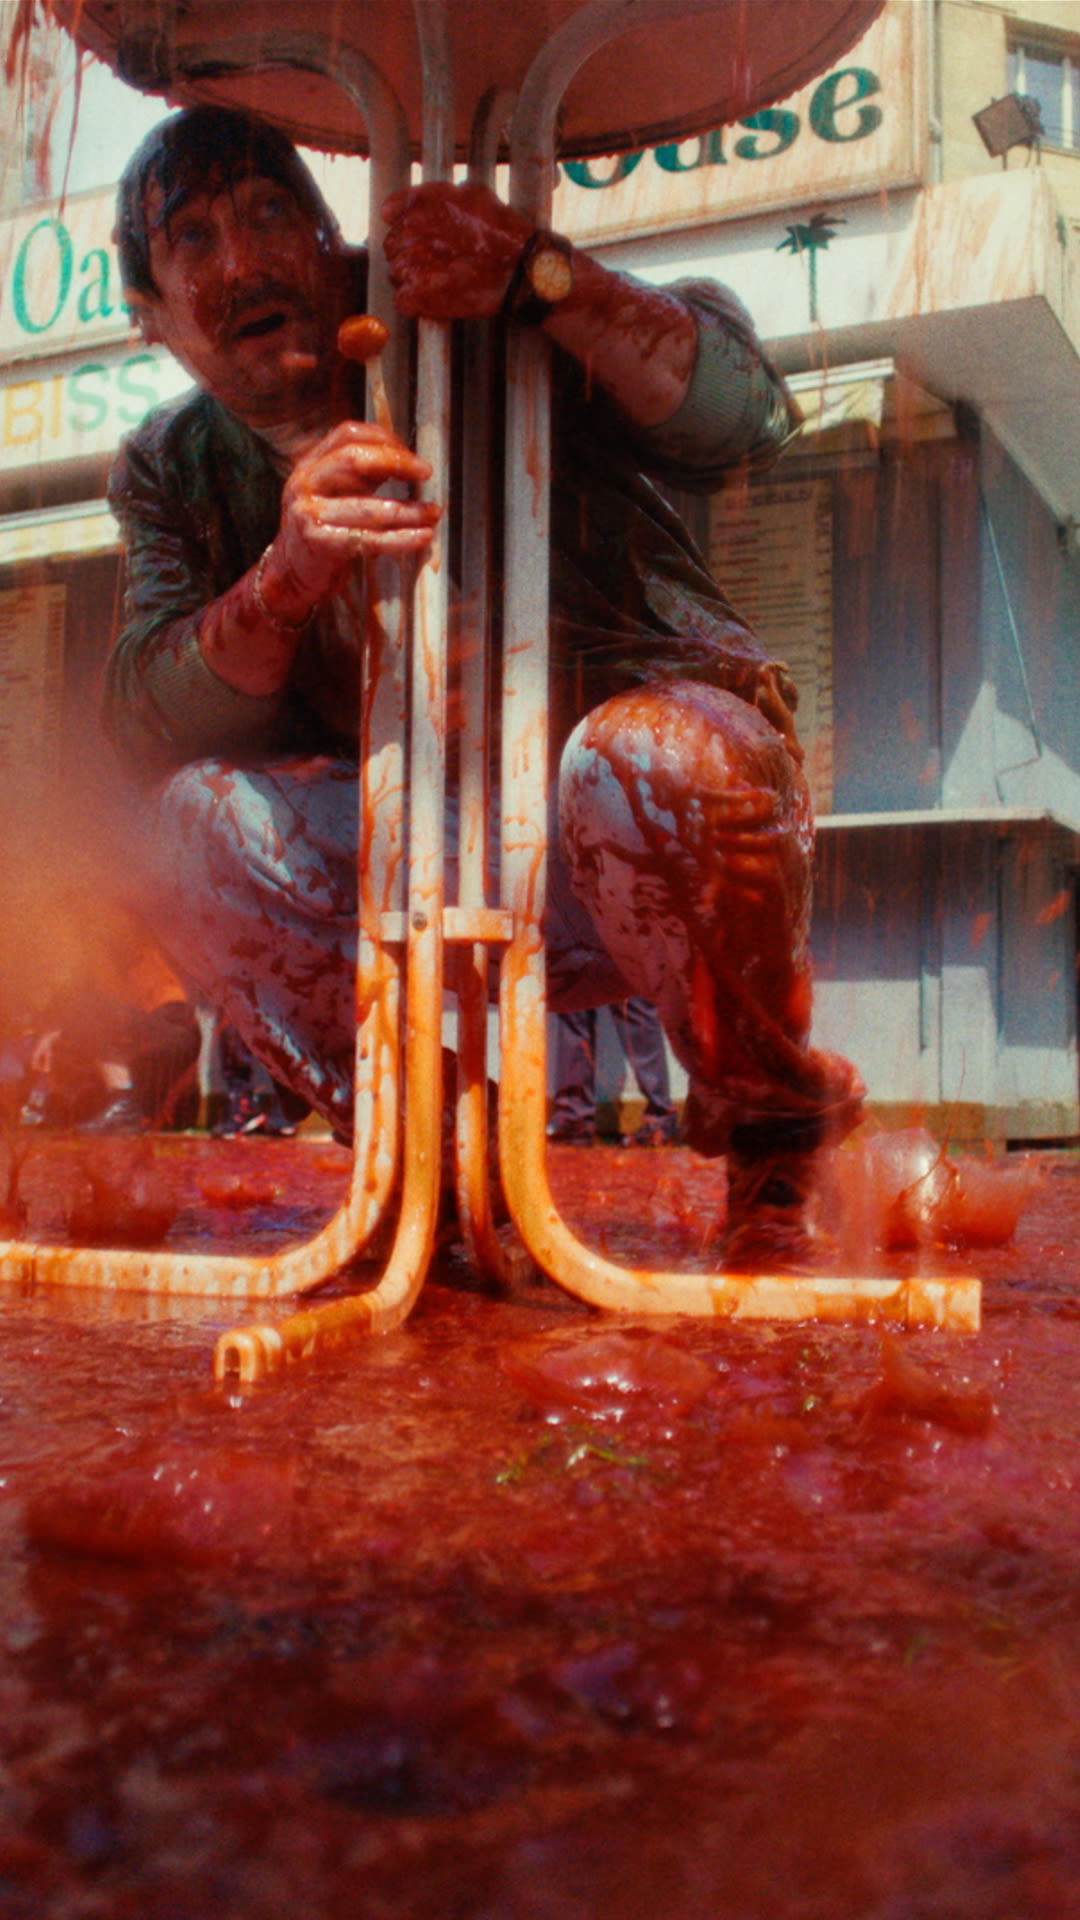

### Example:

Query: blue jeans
xmin=549 ymin=1001 xmax=673 ymax=1134
xmin=132 ymin=682 xmax=862 ymax=1151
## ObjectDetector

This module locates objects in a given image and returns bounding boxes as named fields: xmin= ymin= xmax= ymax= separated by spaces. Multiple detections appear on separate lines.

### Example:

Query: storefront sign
xmin=0 ymin=188 xmax=132 ymax=363
xmin=0 ymin=346 xmax=191 ymax=478
xmin=552 ymin=0 xmax=923 ymax=246
xmin=709 ymin=479 xmax=834 ymax=812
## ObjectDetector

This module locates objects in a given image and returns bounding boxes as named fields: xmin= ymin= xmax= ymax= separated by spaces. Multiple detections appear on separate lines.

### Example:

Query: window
xmin=14 ymin=29 xmax=164 ymax=205
xmin=1008 ymin=38 xmax=1080 ymax=152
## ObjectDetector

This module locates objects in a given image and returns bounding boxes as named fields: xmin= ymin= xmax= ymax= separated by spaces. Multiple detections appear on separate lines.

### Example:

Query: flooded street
xmin=0 ymin=1138 xmax=1079 ymax=1915
xmin=4 ymin=0 xmax=1080 ymax=1911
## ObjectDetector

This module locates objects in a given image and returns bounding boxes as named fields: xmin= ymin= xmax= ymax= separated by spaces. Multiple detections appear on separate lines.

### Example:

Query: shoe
xmin=722 ymin=1146 xmax=828 ymax=1272
xmin=19 ymin=1083 xmax=65 ymax=1129
xmin=212 ymin=1092 xmax=251 ymax=1137
xmin=545 ymin=1118 xmax=596 ymax=1146
xmin=212 ymin=1090 xmax=263 ymax=1137
xmin=77 ymin=1091 xmax=145 ymax=1135
xmin=253 ymin=1096 xmax=297 ymax=1138
xmin=619 ymin=1112 xmax=679 ymax=1149
xmin=213 ymin=1090 xmax=296 ymax=1138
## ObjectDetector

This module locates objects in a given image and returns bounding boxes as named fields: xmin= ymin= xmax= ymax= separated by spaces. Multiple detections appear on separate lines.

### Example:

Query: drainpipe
xmin=928 ymin=0 xmax=944 ymax=184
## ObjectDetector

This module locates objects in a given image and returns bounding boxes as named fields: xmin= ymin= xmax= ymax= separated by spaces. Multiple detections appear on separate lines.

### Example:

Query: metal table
xmin=3 ymin=0 xmax=979 ymax=1374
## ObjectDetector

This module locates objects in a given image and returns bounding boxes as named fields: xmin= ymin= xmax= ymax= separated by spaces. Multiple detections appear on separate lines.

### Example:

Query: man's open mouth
xmin=233 ymin=310 xmax=290 ymax=342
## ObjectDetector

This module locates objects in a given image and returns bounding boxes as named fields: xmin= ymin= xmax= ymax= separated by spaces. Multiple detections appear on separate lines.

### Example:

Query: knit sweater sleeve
xmin=625 ymin=278 xmax=800 ymax=491
xmin=103 ymin=397 xmax=284 ymax=782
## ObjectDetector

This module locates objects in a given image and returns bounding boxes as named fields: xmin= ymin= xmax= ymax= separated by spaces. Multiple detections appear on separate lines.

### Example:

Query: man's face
xmin=133 ymin=166 xmax=343 ymax=426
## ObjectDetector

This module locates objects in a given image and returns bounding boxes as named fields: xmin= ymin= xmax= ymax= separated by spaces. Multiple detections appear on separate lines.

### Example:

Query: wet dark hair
xmin=115 ymin=104 xmax=341 ymax=298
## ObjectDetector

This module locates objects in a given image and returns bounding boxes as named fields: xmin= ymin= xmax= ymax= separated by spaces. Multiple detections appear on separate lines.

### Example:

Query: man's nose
xmin=219 ymin=214 xmax=262 ymax=286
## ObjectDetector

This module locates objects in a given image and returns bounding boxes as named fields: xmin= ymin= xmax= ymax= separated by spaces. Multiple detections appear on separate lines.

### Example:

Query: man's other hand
xmin=751 ymin=661 xmax=804 ymax=767
xmin=382 ymin=181 xmax=532 ymax=321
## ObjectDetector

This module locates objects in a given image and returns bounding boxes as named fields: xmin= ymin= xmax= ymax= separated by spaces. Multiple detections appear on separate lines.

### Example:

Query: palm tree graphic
xmin=777 ymin=212 xmax=846 ymax=324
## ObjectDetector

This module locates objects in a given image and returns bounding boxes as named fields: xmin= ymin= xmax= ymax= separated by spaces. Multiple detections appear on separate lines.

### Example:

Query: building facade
xmin=2 ymin=0 xmax=1080 ymax=1139
xmin=556 ymin=0 xmax=1080 ymax=1141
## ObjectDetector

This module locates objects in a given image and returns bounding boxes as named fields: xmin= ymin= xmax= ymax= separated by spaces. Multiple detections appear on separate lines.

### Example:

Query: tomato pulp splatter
xmin=1 ymin=1134 xmax=1079 ymax=1917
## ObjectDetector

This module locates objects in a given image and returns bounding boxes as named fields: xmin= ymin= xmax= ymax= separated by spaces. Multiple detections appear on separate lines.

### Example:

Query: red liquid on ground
xmin=3 ymin=1134 xmax=1080 ymax=1915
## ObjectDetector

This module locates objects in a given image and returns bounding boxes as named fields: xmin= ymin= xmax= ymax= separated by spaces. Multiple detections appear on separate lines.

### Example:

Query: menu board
xmin=0 ymin=585 xmax=66 ymax=808
xmin=709 ymin=479 xmax=834 ymax=812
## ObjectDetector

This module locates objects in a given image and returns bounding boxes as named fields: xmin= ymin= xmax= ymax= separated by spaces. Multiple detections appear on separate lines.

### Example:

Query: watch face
xmin=529 ymin=245 xmax=574 ymax=306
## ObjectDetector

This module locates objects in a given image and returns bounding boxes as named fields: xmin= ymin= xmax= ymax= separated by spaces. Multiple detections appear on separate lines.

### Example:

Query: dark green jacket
xmin=105 ymin=268 xmax=797 ymax=781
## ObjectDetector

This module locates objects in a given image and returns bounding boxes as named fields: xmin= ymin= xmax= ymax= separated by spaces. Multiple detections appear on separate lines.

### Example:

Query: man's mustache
xmin=217 ymin=281 xmax=315 ymax=342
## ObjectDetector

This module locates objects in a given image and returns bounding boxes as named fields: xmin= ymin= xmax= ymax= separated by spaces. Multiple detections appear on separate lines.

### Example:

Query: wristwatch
xmin=502 ymin=229 xmax=575 ymax=324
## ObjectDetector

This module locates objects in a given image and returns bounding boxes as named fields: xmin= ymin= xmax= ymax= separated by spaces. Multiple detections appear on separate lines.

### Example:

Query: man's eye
xmin=251 ymin=192 xmax=291 ymax=226
xmin=174 ymin=221 xmax=212 ymax=253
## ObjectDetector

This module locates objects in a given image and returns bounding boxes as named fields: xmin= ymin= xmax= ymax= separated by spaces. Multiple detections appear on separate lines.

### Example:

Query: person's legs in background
xmin=611 ymin=997 xmax=678 ymax=1147
xmin=124 ymin=999 xmax=202 ymax=1131
xmin=212 ymin=1020 xmax=306 ymax=1138
xmin=546 ymin=1008 xmax=599 ymax=1145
